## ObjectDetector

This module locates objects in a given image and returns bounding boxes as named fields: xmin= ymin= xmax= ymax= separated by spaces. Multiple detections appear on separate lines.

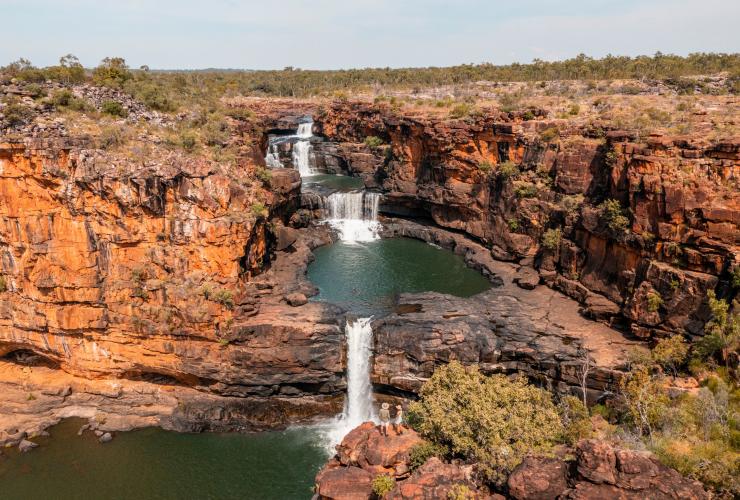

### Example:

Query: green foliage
xmin=514 ymin=183 xmax=537 ymax=198
xmin=101 ymin=100 xmax=127 ymax=117
xmin=92 ymin=57 xmax=132 ymax=88
xmin=522 ymin=110 xmax=535 ymax=121
xmin=731 ymin=266 xmax=740 ymax=289
xmin=407 ymin=361 xmax=563 ymax=485
xmin=478 ymin=161 xmax=493 ymax=174
xmin=541 ymin=228 xmax=562 ymax=251
xmin=97 ymin=126 xmax=128 ymax=149
xmin=371 ymin=474 xmax=395 ymax=498
xmin=567 ymin=103 xmax=580 ymax=115
xmin=559 ymin=395 xmax=593 ymax=445
xmin=507 ymin=218 xmax=519 ymax=232
xmin=652 ymin=336 xmax=689 ymax=376
xmin=255 ymin=166 xmax=272 ymax=184
xmin=250 ymin=202 xmax=268 ymax=219
xmin=497 ymin=161 xmax=519 ymax=180
xmin=540 ymin=127 xmax=560 ymax=143
xmin=364 ymin=135 xmax=384 ymax=149
xmin=695 ymin=291 xmax=740 ymax=366
xmin=599 ymin=199 xmax=630 ymax=233
xmin=447 ymin=484 xmax=473 ymax=500
xmin=179 ymin=130 xmax=197 ymax=152
xmin=408 ymin=441 xmax=449 ymax=471
xmin=212 ymin=289 xmax=234 ymax=309
xmin=619 ymin=366 xmax=669 ymax=439
xmin=449 ymin=103 xmax=473 ymax=119
xmin=202 ymin=116 xmax=230 ymax=146
xmin=2 ymin=101 xmax=34 ymax=127
xmin=136 ymin=83 xmax=176 ymax=112
xmin=647 ymin=291 xmax=664 ymax=313
xmin=560 ymin=194 xmax=584 ymax=215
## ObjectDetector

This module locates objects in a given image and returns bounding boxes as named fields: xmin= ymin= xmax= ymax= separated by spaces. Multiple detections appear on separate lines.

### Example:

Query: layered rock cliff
xmin=311 ymin=101 xmax=739 ymax=340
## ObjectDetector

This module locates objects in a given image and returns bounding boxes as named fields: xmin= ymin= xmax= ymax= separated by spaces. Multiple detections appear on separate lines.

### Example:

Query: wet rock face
xmin=0 ymin=139 xmax=345 ymax=428
xmin=313 ymin=102 xmax=739 ymax=340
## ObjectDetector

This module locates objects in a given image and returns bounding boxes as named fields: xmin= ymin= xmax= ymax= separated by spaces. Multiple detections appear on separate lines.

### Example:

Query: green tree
xmin=92 ymin=57 xmax=132 ymax=88
xmin=695 ymin=291 xmax=739 ymax=367
xmin=407 ymin=361 xmax=563 ymax=485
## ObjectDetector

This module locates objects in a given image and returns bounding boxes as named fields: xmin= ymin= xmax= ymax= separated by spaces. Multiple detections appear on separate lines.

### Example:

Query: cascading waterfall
xmin=326 ymin=191 xmax=380 ymax=242
xmin=292 ymin=122 xmax=315 ymax=176
xmin=264 ymin=142 xmax=282 ymax=169
xmin=323 ymin=318 xmax=375 ymax=449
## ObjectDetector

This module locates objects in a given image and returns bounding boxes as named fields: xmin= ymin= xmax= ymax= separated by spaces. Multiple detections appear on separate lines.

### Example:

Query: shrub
xmin=507 ymin=218 xmax=519 ymax=232
xmin=560 ymin=194 xmax=584 ymax=215
xmin=478 ymin=161 xmax=493 ymax=174
xmin=97 ymin=126 xmax=127 ymax=149
xmin=514 ymin=183 xmax=537 ymax=198
xmin=92 ymin=57 xmax=132 ymax=88
xmin=497 ymin=161 xmax=519 ymax=179
xmin=179 ymin=130 xmax=197 ymax=152
xmin=3 ymin=101 xmax=34 ymax=127
xmin=25 ymin=83 xmax=46 ymax=99
xmin=212 ymin=289 xmax=234 ymax=309
xmin=449 ymin=103 xmax=473 ymax=119
xmin=568 ymin=103 xmax=580 ymax=115
xmin=540 ymin=127 xmax=559 ymax=143
xmin=407 ymin=361 xmax=563 ymax=485
xmin=255 ymin=166 xmax=272 ymax=184
xmin=447 ymin=484 xmax=473 ymax=500
xmin=694 ymin=291 xmax=739 ymax=366
xmin=599 ymin=199 xmax=630 ymax=232
xmin=408 ymin=441 xmax=448 ymax=471
xmin=619 ymin=366 xmax=669 ymax=439
xmin=652 ymin=336 xmax=688 ymax=376
xmin=364 ymin=135 xmax=384 ymax=149
xmin=647 ymin=291 xmax=664 ymax=313
xmin=731 ymin=266 xmax=740 ymax=289
xmin=136 ymin=84 xmax=176 ymax=112
xmin=101 ymin=100 xmax=127 ymax=117
xmin=522 ymin=110 xmax=535 ymax=121
xmin=371 ymin=474 xmax=395 ymax=498
xmin=251 ymin=202 xmax=268 ymax=219
xmin=202 ymin=117 xmax=230 ymax=146
xmin=541 ymin=228 xmax=562 ymax=251
xmin=559 ymin=395 xmax=593 ymax=445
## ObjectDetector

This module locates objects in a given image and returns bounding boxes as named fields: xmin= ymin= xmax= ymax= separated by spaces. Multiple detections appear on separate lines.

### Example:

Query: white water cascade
xmin=292 ymin=122 xmax=315 ymax=176
xmin=264 ymin=142 xmax=282 ymax=169
xmin=326 ymin=191 xmax=381 ymax=242
xmin=323 ymin=318 xmax=376 ymax=448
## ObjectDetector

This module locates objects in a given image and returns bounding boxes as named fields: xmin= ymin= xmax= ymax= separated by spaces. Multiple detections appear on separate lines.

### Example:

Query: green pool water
xmin=0 ymin=419 xmax=330 ymax=500
xmin=1 ymin=239 xmax=491 ymax=499
xmin=308 ymin=237 xmax=492 ymax=316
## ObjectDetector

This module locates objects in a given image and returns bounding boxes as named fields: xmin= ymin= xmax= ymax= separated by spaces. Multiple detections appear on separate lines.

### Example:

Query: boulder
xmin=18 ymin=439 xmax=38 ymax=452
xmin=98 ymin=432 xmax=113 ymax=443
xmin=387 ymin=458 xmax=481 ymax=499
xmin=513 ymin=266 xmax=540 ymax=290
xmin=508 ymin=456 xmax=568 ymax=500
xmin=315 ymin=466 xmax=373 ymax=500
xmin=275 ymin=224 xmax=299 ymax=251
xmin=285 ymin=293 xmax=308 ymax=307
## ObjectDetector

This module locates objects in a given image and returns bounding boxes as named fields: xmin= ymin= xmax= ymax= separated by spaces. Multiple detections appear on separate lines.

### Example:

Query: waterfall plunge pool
xmin=307 ymin=237 xmax=492 ymax=317
xmin=2 ymin=239 xmax=493 ymax=500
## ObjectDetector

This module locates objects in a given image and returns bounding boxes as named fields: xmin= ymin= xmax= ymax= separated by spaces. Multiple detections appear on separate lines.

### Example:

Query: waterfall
xmin=326 ymin=191 xmax=380 ymax=242
xmin=292 ymin=121 xmax=315 ymax=176
xmin=264 ymin=142 xmax=282 ymax=169
xmin=322 ymin=318 xmax=375 ymax=449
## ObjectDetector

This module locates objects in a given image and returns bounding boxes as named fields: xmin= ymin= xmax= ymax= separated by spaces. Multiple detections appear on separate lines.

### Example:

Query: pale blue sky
xmin=2 ymin=0 xmax=738 ymax=70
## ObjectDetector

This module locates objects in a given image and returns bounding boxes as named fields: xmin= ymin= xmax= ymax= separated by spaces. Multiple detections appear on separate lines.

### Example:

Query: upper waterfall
xmin=292 ymin=121 xmax=315 ymax=176
xmin=326 ymin=191 xmax=380 ymax=243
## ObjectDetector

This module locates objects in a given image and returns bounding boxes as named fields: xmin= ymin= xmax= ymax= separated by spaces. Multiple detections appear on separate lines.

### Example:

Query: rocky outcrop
xmin=508 ymin=440 xmax=709 ymax=499
xmin=316 ymin=425 xmax=708 ymax=500
xmin=0 ymin=136 xmax=348 ymax=436
xmin=315 ymin=422 xmax=490 ymax=500
xmin=312 ymin=102 xmax=739 ymax=340
xmin=375 ymin=219 xmax=645 ymax=401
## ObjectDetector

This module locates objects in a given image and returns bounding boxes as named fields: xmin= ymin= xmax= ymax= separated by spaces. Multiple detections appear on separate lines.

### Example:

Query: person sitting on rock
xmin=378 ymin=402 xmax=391 ymax=436
xmin=393 ymin=404 xmax=405 ymax=435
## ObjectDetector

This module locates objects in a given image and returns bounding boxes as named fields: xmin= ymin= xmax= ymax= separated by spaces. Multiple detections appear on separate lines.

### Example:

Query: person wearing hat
xmin=393 ymin=404 xmax=404 ymax=435
xmin=378 ymin=402 xmax=391 ymax=436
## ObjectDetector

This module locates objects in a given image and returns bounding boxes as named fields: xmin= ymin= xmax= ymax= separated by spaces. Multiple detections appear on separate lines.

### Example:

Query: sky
xmin=2 ymin=0 xmax=738 ymax=70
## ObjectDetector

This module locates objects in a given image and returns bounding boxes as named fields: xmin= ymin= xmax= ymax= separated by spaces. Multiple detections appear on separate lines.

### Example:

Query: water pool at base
xmin=303 ymin=174 xmax=364 ymax=191
xmin=0 ymin=419 xmax=329 ymax=500
xmin=308 ymin=237 xmax=492 ymax=316
xmin=1 ymin=239 xmax=491 ymax=500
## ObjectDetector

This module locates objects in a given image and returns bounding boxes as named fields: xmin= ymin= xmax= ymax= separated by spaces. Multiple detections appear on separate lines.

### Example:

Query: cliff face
xmin=313 ymin=102 xmax=739 ymax=339
xmin=0 ymin=137 xmax=344 ymax=430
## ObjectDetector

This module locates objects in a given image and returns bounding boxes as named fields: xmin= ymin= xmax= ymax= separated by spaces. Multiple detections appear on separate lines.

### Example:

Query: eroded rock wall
xmin=313 ymin=102 xmax=739 ymax=339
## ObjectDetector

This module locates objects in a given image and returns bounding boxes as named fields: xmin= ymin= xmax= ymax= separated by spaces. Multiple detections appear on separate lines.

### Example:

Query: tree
xmin=652 ymin=336 xmax=688 ymax=376
xmin=619 ymin=366 xmax=669 ymax=442
xmin=92 ymin=57 xmax=132 ymax=87
xmin=576 ymin=347 xmax=592 ymax=407
xmin=407 ymin=361 xmax=563 ymax=485
xmin=695 ymin=291 xmax=739 ymax=368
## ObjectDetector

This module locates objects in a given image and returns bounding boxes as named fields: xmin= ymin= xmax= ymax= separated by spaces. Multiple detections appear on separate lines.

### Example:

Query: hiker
xmin=393 ymin=404 xmax=404 ymax=435
xmin=378 ymin=402 xmax=391 ymax=436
